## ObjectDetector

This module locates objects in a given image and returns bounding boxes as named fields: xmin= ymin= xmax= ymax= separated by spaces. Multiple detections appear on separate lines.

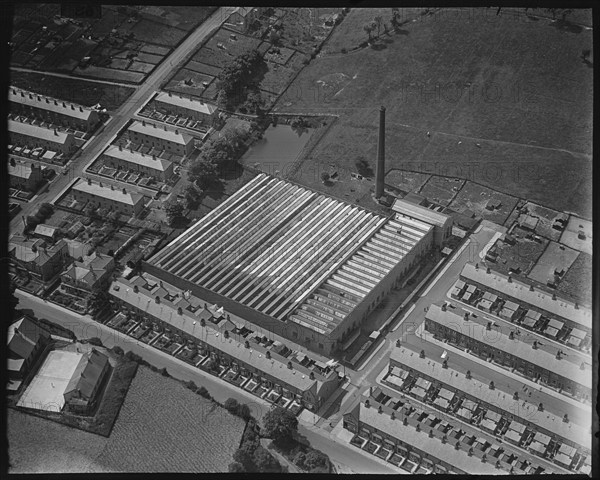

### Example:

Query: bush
xmin=87 ymin=337 xmax=103 ymax=346
xmin=224 ymin=398 xmax=240 ymax=413
xmin=159 ymin=367 xmax=169 ymax=377
xmin=293 ymin=451 xmax=306 ymax=469
xmin=341 ymin=48 xmax=347 ymax=54
xmin=185 ymin=380 xmax=198 ymax=392
xmin=125 ymin=351 xmax=143 ymax=363
xmin=198 ymin=386 xmax=211 ymax=399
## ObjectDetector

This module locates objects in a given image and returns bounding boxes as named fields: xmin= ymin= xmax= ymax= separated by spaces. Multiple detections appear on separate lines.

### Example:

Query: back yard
xmin=8 ymin=366 xmax=245 ymax=473
xmin=273 ymin=7 xmax=592 ymax=218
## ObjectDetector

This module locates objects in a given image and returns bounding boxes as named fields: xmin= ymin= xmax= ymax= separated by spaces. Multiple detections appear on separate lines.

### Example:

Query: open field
xmin=9 ymin=71 xmax=135 ymax=112
xmin=385 ymin=170 xmax=431 ymax=194
xmin=8 ymin=367 xmax=245 ymax=473
xmin=528 ymin=241 xmax=579 ymax=285
xmin=274 ymin=7 xmax=592 ymax=218
xmin=259 ymin=51 xmax=310 ymax=95
xmin=418 ymin=175 xmax=465 ymax=206
xmin=557 ymin=252 xmax=592 ymax=306
xmin=448 ymin=181 xmax=519 ymax=225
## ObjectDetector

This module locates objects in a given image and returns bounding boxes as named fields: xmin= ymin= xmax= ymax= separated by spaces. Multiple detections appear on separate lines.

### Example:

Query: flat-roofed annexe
xmin=145 ymin=174 xmax=433 ymax=354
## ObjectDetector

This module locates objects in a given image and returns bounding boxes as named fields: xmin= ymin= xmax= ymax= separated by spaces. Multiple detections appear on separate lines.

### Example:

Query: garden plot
xmin=520 ymin=202 xmax=565 ymax=241
xmin=528 ymin=241 xmax=579 ymax=285
xmin=165 ymin=68 xmax=214 ymax=98
xmin=184 ymin=60 xmax=221 ymax=76
xmin=448 ymin=182 xmax=519 ymax=225
xmin=191 ymin=28 xmax=266 ymax=68
xmin=488 ymin=227 xmax=548 ymax=277
xmin=129 ymin=19 xmax=188 ymax=47
xmin=559 ymin=216 xmax=592 ymax=255
xmin=259 ymin=52 xmax=310 ymax=95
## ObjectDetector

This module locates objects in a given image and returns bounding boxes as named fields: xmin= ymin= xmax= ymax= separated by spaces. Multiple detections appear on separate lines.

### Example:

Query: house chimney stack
xmin=375 ymin=106 xmax=386 ymax=198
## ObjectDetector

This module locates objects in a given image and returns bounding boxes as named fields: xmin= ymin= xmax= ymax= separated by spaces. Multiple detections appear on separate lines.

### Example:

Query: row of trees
xmin=229 ymin=417 xmax=284 ymax=473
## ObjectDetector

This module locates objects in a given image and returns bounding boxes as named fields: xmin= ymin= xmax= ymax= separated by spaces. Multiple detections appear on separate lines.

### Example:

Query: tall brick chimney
xmin=375 ymin=106 xmax=386 ymax=199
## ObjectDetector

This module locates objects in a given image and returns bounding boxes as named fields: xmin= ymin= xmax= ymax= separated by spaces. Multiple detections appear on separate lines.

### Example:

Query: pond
xmin=241 ymin=124 xmax=313 ymax=176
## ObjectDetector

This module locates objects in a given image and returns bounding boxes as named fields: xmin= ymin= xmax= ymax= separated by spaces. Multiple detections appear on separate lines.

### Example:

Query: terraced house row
xmin=9 ymin=86 xmax=100 ymax=132
xmin=146 ymin=173 xmax=434 ymax=354
xmin=109 ymin=273 xmax=341 ymax=411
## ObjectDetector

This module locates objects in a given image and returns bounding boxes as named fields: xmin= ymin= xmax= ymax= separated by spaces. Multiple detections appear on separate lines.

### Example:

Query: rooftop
xmin=110 ymin=275 xmax=335 ymax=391
xmin=128 ymin=120 xmax=194 ymax=146
xmin=16 ymin=350 xmax=83 ymax=412
xmin=349 ymin=399 xmax=499 ymax=474
xmin=9 ymin=236 xmax=66 ymax=266
xmin=425 ymin=304 xmax=591 ymax=390
xmin=9 ymin=119 xmax=72 ymax=145
xmin=33 ymin=224 xmax=59 ymax=237
xmin=104 ymin=144 xmax=173 ymax=172
xmin=8 ymin=161 xmax=40 ymax=179
xmin=64 ymin=349 xmax=109 ymax=400
xmin=8 ymin=316 xmax=50 ymax=360
xmin=392 ymin=198 xmax=452 ymax=228
xmin=9 ymin=86 xmax=95 ymax=121
xmin=155 ymin=91 xmax=217 ymax=116
xmin=72 ymin=178 xmax=144 ymax=206
xmin=390 ymin=345 xmax=590 ymax=450
xmin=149 ymin=173 xmax=432 ymax=335
xmin=460 ymin=263 xmax=591 ymax=331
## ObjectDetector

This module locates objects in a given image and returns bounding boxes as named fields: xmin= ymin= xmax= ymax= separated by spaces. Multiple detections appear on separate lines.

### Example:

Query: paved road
xmin=9 ymin=6 xmax=236 ymax=235
xmin=16 ymin=289 xmax=398 ymax=473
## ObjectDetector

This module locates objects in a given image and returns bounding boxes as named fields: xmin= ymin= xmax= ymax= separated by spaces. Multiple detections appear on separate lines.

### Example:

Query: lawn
xmin=385 ymin=169 xmax=431 ymax=194
xmin=528 ymin=241 xmax=579 ymax=285
xmin=259 ymin=51 xmax=310 ymax=95
xmin=448 ymin=181 xmax=519 ymax=225
xmin=9 ymin=71 xmax=135 ymax=112
xmin=557 ymin=252 xmax=592 ymax=306
xmin=74 ymin=65 xmax=146 ymax=83
xmin=8 ymin=367 xmax=245 ymax=473
xmin=274 ymin=7 xmax=592 ymax=218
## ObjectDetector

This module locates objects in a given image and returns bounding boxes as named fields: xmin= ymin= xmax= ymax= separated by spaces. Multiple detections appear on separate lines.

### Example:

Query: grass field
xmin=274 ymin=7 xmax=592 ymax=218
xmin=8 ymin=367 xmax=245 ymax=473
xmin=9 ymin=71 xmax=135 ymax=111
xmin=129 ymin=19 xmax=188 ymax=47
xmin=557 ymin=251 xmax=592 ymax=306
xmin=385 ymin=169 xmax=431 ymax=194
xmin=418 ymin=175 xmax=465 ymax=206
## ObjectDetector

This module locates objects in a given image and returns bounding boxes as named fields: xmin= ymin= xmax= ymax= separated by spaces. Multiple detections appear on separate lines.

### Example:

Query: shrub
xmin=198 ymin=386 xmax=211 ymax=399
xmin=293 ymin=451 xmax=306 ymax=469
xmin=341 ymin=48 xmax=347 ymax=54
xmin=87 ymin=337 xmax=103 ymax=346
xmin=159 ymin=367 xmax=169 ymax=377
xmin=224 ymin=398 xmax=240 ymax=413
xmin=185 ymin=380 xmax=198 ymax=392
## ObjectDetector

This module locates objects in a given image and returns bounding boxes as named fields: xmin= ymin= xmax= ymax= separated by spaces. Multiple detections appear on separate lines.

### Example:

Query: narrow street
xmin=9 ymin=6 xmax=237 ymax=234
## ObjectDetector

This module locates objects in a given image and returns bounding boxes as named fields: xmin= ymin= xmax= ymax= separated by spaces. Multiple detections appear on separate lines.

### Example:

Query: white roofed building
xmin=9 ymin=86 xmax=100 ymax=131
xmin=103 ymin=144 xmax=174 ymax=181
xmin=128 ymin=120 xmax=195 ymax=156
xmin=392 ymin=197 xmax=453 ymax=247
xmin=71 ymin=178 xmax=145 ymax=217
xmin=154 ymin=91 xmax=217 ymax=124
xmin=9 ymin=119 xmax=76 ymax=154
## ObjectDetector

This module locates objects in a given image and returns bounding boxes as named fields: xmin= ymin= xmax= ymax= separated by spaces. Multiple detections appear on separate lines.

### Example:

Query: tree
xmin=228 ymin=462 xmax=245 ymax=472
xmin=164 ymin=201 xmax=184 ymax=225
xmin=87 ymin=337 xmax=103 ymax=346
xmin=233 ymin=446 xmax=255 ymax=470
xmin=183 ymin=183 xmax=203 ymax=209
xmin=374 ymin=16 xmax=383 ymax=36
xmin=188 ymin=157 xmax=218 ymax=188
xmin=262 ymin=407 xmax=299 ymax=444
xmin=293 ymin=451 xmax=306 ymax=469
xmin=303 ymin=450 xmax=328 ymax=471
xmin=320 ymin=172 xmax=330 ymax=184
xmin=363 ymin=22 xmax=375 ymax=41
xmin=112 ymin=345 xmax=124 ymax=356
xmin=236 ymin=403 xmax=252 ymax=421
xmin=224 ymin=398 xmax=240 ymax=413
xmin=252 ymin=446 xmax=282 ymax=472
